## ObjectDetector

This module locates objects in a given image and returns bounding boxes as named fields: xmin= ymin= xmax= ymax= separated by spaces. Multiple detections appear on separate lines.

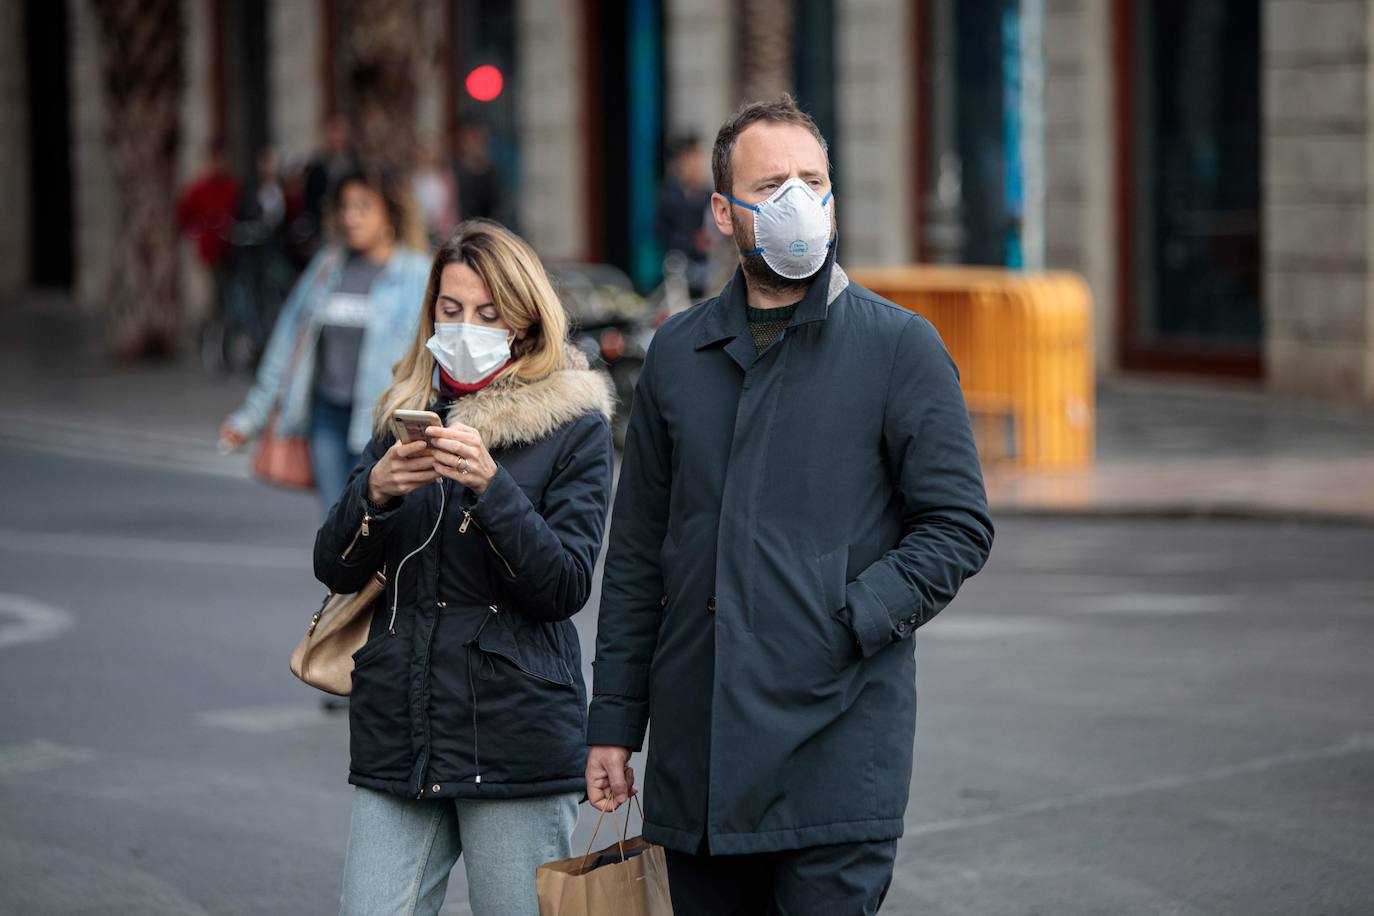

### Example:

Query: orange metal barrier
xmin=849 ymin=266 xmax=1095 ymax=470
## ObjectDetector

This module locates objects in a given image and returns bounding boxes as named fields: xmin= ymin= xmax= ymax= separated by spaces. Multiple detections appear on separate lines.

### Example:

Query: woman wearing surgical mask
xmin=314 ymin=220 xmax=615 ymax=916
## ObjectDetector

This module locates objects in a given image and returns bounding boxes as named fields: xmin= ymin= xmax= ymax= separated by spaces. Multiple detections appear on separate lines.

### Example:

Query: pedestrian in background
xmin=586 ymin=95 xmax=994 ymax=914
xmin=412 ymin=140 xmax=458 ymax=248
xmin=301 ymin=115 xmax=359 ymax=257
xmin=315 ymin=220 xmax=614 ymax=916
xmin=452 ymin=121 xmax=507 ymax=225
xmin=219 ymin=166 xmax=431 ymax=509
xmin=176 ymin=137 xmax=240 ymax=321
xmin=656 ymin=134 xmax=714 ymax=297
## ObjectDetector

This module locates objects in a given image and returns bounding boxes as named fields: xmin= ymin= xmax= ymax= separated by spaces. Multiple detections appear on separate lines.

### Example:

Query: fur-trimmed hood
xmin=442 ymin=347 xmax=615 ymax=450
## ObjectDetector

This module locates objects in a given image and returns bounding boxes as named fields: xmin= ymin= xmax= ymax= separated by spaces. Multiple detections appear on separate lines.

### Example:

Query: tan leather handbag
xmin=290 ymin=571 xmax=386 ymax=696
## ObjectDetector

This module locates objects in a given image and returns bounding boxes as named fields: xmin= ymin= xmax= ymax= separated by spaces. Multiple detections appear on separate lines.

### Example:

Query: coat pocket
xmin=476 ymin=612 xmax=577 ymax=687
xmin=815 ymin=546 xmax=860 ymax=674
xmin=470 ymin=610 xmax=585 ymax=785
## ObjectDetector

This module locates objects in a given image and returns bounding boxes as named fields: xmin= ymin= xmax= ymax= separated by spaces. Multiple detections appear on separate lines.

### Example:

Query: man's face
xmin=710 ymin=122 xmax=835 ymax=290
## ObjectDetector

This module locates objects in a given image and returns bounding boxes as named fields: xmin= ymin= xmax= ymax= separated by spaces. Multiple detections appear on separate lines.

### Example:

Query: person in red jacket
xmin=177 ymin=138 xmax=241 ymax=270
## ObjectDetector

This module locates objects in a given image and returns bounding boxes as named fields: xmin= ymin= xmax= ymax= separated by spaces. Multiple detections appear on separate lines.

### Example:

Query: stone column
xmin=68 ymin=0 xmax=114 ymax=312
xmin=0 ymin=0 xmax=28 ymax=295
xmin=1042 ymin=0 xmax=1115 ymax=373
xmin=1264 ymin=0 xmax=1374 ymax=401
xmin=516 ymin=0 xmax=587 ymax=262
xmin=836 ymin=0 xmax=913 ymax=266
xmin=268 ymin=0 xmax=324 ymax=163
xmin=664 ymin=0 xmax=734 ymax=149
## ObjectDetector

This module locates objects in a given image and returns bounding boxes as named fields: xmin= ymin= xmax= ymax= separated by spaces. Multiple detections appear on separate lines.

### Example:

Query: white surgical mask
xmin=726 ymin=177 xmax=834 ymax=280
xmin=426 ymin=322 xmax=513 ymax=383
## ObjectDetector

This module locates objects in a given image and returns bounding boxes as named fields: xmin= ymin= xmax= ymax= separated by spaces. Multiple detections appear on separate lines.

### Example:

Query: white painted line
xmin=0 ymin=530 xmax=313 ymax=571
xmin=902 ymin=734 xmax=1374 ymax=839
xmin=921 ymin=616 xmax=1060 ymax=640
xmin=1075 ymin=593 xmax=1233 ymax=615
xmin=197 ymin=704 xmax=340 ymax=734
xmin=0 ymin=593 xmax=74 ymax=650
xmin=0 ymin=739 xmax=96 ymax=778
xmin=0 ymin=413 xmax=247 ymax=479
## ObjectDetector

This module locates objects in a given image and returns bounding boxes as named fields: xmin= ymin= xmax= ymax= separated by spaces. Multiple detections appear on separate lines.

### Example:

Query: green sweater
xmin=746 ymin=301 xmax=800 ymax=352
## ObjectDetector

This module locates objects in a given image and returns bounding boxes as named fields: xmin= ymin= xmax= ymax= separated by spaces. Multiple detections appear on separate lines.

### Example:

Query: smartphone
xmin=393 ymin=409 xmax=443 ymax=455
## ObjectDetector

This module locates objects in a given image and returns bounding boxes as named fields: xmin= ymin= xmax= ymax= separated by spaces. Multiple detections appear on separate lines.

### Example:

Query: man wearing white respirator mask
xmin=587 ymin=96 xmax=994 ymax=913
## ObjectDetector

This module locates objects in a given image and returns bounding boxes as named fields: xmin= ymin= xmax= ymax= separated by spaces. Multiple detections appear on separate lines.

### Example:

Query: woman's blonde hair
xmin=373 ymin=219 xmax=570 ymax=436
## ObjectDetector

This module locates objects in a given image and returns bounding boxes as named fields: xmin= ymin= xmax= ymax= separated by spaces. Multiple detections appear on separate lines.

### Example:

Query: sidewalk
xmin=986 ymin=380 xmax=1374 ymax=523
xmin=5 ymin=290 xmax=1373 ymax=522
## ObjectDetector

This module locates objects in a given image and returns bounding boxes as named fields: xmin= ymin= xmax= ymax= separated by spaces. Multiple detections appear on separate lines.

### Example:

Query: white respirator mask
xmin=726 ymin=177 xmax=834 ymax=280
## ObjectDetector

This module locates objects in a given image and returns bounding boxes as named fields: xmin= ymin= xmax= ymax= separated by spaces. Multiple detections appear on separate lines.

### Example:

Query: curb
xmin=989 ymin=503 xmax=1374 ymax=527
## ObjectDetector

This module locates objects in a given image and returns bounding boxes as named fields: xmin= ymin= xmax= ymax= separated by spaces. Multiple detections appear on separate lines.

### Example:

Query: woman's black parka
xmin=314 ymin=353 xmax=614 ymax=800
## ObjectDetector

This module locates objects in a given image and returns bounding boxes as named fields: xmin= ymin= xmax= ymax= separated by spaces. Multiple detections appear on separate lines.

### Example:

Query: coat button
xmin=907 ymin=614 xmax=918 ymax=626
xmin=707 ymin=596 xmax=717 ymax=613
xmin=437 ymin=601 xmax=447 ymax=608
xmin=660 ymin=594 xmax=668 ymax=608
xmin=432 ymin=784 xmax=441 ymax=793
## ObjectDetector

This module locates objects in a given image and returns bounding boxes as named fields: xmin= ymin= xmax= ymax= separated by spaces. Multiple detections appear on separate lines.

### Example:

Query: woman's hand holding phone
xmin=428 ymin=424 xmax=498 ymax=497
xmin=367 ymin=439 xmax=439 ymax=503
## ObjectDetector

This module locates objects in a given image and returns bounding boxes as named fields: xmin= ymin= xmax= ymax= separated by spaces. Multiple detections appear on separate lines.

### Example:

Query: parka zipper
xmin=459 ymin=511 xmax=517 ymax=579
xmin=340 ymin=510 xmax=373 ymax=561
xmin=313 ymin=512 xmax=374 ymax=638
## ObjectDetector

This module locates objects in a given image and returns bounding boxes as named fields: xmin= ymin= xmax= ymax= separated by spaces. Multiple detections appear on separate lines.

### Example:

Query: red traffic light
xmin=465 ymin=65 xmax=504 ymax=102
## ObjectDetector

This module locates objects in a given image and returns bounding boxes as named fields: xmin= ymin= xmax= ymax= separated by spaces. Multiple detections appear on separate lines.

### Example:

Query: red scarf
xmin=438 ymin=360 xmax=512 ymax=398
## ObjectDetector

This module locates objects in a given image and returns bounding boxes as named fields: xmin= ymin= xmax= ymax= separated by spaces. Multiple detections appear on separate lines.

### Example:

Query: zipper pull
xmin=459 ymin=511 xmax=473 ymax=534
xmin=361 ymin=512 xmax=372 ymax=538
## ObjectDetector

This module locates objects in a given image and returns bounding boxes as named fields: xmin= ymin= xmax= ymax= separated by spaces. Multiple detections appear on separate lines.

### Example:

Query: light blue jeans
xmin=310 ymin=398 xmax=362 ymax=515
xmin=339 ymin=787 xmax=580 ymax=916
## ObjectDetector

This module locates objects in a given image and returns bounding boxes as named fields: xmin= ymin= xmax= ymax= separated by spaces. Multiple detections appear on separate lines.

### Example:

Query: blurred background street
xmin=4 ymin=0 xmax=1374 ymax=913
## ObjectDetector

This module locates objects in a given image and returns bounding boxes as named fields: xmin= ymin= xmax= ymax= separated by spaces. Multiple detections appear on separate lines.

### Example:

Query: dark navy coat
xmin=315 ymin=359 xmax=614 ymax=800
xmin=588 ymin=256 xmax=993 ymax=855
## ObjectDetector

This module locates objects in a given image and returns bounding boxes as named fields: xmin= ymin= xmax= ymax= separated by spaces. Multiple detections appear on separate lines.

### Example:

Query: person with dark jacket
xmin=586 ymin=96 xmax=994 ymax=914
xmin=315 ymin=220 xmax=615 ymax=916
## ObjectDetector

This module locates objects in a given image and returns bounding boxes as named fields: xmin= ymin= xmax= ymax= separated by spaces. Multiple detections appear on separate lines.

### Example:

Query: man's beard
xmin=731 ymin=209 xmax=816 ymax=300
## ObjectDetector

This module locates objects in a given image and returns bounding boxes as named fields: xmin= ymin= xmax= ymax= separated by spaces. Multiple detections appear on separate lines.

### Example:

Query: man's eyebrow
xmin=799 ymin=168 xmax=826 ymax=179
xmin=752 ymin=173 xmax=788 ymax=186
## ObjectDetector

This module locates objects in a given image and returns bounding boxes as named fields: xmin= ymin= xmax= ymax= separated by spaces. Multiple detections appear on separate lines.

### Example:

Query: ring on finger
xmin=458 ymin=457 xmax=468 ymax=475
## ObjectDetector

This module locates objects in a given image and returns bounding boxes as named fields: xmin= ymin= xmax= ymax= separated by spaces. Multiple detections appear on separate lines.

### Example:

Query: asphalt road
xmin=2 ymin=439 xmax=1372 ymax=915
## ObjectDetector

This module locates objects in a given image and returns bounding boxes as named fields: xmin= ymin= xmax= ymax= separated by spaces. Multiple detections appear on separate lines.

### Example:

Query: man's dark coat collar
xmin=694 ymin=246 xmax=851 ymax=353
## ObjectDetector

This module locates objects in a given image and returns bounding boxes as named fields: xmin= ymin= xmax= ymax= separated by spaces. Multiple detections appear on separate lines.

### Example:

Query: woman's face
xmin=434 ymin=262 xmax=515 ymax=333
xmin=339 ymin=182 xmax=391 ymax=254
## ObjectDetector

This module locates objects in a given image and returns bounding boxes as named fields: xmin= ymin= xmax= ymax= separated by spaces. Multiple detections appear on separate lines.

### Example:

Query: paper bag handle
xmin=582 ymin=793 xmax=645 ymax=869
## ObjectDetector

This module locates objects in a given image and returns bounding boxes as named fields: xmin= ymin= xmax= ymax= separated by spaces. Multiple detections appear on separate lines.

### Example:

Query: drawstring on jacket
xmin=465 ymin=605 xmax=500 ymax=786
xmin=387 ymin=479 xmax=447 ymax=636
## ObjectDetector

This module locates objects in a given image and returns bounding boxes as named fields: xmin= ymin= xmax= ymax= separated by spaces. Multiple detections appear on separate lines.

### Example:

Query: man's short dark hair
xmin=711 ymin=94 xmax=829 ymax=196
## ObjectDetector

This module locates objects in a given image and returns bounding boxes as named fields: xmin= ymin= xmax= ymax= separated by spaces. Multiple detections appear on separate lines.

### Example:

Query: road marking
xmin=0 ymin=739 xmax=96 ymax=778
xmin=0 ymin=530 xmax=312 ymax=570
xmin=902 ymin=734 xmax=1374 ymax=839
xmin=0 ymin=411 xmax=246 ymax=479
xmin=1073 ymin=593 xmax=1233 ymax=615
xmin=197 ymin=704 xmax=341 ymax=734
xmin=0 ymin=593 xmax=74 ymax=649
xmin=922 ymin=616 xmax=1061 ymax=639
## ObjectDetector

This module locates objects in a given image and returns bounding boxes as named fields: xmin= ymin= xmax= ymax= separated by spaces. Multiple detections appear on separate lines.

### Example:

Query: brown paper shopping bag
xmin=537 ymin=797 xmax=673 ymax=916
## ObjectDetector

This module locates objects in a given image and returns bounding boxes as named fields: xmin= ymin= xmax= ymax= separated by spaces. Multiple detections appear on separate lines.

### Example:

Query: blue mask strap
xmin=822 ymin=190 xmax=833 ymax=205
xmin=724 ymin=194 xmax=761 ymax=213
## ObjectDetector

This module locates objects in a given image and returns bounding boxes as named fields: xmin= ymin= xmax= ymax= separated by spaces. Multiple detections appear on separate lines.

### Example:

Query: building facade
xmin=3 ymin=0 xmax=1372 ymax=400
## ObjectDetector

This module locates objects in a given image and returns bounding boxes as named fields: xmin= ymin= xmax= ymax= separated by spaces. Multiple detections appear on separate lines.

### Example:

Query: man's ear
xmin=710 ymin=192 xmax=735 ymax=238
